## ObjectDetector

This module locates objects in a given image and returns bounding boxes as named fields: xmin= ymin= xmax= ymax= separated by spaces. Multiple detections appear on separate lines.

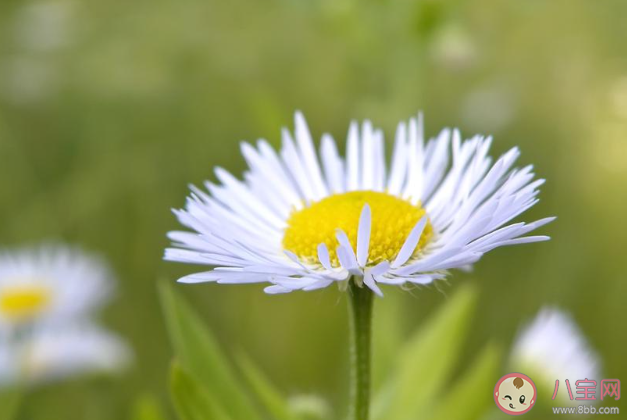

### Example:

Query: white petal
xmin=280 ymin=128 xmax=316 ymax=201
xmin=356 ymin=204 xmax=371 ymax=267
xmin=264 ymin=285 xmax=293 ymax=294
xmin=294 ymin=111 xmax=328 ymax=198
xmin=317 ymin=243 xmax=334 ymax=271
xmin=402 ymin=116 xmax=425 ymax=203
xmin=346 ymin=122 xmax=360 ymax=191
xmin=363 ymin=272 xmax=383 ymax=297
xmin=361 ymin=120 xmax=375 ymax=190
xmin=303 ymin=279 xmax=334 ymax=291
xmin=373 ymin=129 xmax=386 ymax=191
xmin=406 ymin=274 xmax=441 ymax=285
xmin=373 ymin=275 xmax=406 ymax=285
xmin=387 ymin=121 xmax=408 ymax=195
xmin=320 ymin=134 xmax=345 ymax=193
xmin=336 ymin=229 xmax=357 ymax=264
xmin=391 ymin=216 xmax=427 ymax=268
xmin=336 ymin=239 xmax=362 ymax=276
xmin=370 ymin=261 xmax=390 ymax=276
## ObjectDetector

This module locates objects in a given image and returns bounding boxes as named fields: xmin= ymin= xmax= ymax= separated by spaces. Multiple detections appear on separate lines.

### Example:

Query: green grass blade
xmin=430 ymin=342 xmax=503 ymax=420
xmin=373 ymin=284 xmax=477 ymax=420
xmin=170 ymin=361 xmax=233 ymax=420
xmin=158 ymin=281 xmax=261 ymax=420
xmin=236 ymin=352 xmax=295 ymax=420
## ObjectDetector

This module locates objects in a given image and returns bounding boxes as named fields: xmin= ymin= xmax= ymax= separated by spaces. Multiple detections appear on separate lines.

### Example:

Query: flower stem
xmin=348 ymin=277 xmax=374 ymax=420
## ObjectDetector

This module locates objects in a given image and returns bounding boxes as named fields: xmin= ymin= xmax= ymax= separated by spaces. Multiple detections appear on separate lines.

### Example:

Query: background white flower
xmin=166 ymin=112 xmax=553 ymax=295
xmin=510 ymin=307 xmax=600 ymax=404
xmin=0 ymin=323 xmax=130 ymax=386
xmin=0 ymin=243 xmax=130 ymax=387
xmin=0 ymin=244 xmax=112 ymax=330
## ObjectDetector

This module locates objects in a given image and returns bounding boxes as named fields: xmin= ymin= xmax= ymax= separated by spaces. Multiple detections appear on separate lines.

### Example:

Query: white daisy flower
xmin=0 ymin=244 xmax=112 ymax=329
xmin=510 ymin=307 xmax=600 ymax=403
xmin=0 ymin=244 xmax=130 ymax=387
xmin=0 ymin=323 xmax=130 ymax=386
xmin=166 ymin=112 xmax=553 ymax=296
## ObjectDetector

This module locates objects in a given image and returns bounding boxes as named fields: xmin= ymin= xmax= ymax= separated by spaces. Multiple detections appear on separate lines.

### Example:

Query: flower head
xmin=0 ymin=245 xmax=111 ymax=329
xmin=0 ymin=244 xmax=130 ymax=386
xmin=166 ymin=112 xmax=553 ymax=295
xmin=510 ymin=307 xmax=600 ymax=403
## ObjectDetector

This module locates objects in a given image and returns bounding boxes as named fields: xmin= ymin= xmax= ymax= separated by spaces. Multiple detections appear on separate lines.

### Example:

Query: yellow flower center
xmin=0 ymin=284 xmax=51 ymax=321
xmin=283 ymin=191 xmax=433 ymax=266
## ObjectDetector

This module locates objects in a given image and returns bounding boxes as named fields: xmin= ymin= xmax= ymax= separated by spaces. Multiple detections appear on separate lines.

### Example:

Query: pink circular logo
xmin=494 ymin=373 xmax=537 ymax=415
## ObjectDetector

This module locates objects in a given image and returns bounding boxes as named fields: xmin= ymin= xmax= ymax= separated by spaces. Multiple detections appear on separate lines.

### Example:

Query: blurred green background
xmin=1 ymin=0 xmax=626 ymax=418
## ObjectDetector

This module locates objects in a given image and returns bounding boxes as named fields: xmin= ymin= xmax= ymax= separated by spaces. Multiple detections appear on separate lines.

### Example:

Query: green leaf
xmin=0 ymin=388 xmax=21 ymax=420
xmin=170 ymin=361 xmax=233 ymax=420
xmin=130 ymin=393 xmax=168 ymax=420
xmin=236 ymin=352 xmax=295 ymax=420
xmin=158 ymin=281 xmax=261 ymax=420
xmin=430 ymin=342 xmax=503 ymax=420
xmin=372 ymin=292 xmax=405 ymax=390
xmin=373 ymin=284 xmax=477 ymax=420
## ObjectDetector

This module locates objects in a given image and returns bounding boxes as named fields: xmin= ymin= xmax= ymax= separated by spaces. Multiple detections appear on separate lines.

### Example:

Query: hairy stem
xmin=348 ymin=278 xmax=374 ymax=420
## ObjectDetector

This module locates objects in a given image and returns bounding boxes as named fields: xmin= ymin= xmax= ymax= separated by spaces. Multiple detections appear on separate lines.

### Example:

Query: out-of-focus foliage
xmin=374 ymin=285 xmax=476 ymax=419
xmin=1 ymin=0 xmax=626 ymax=419
xmin=161 ymin=282 xmax=300 ymax=420
xmin=236 ymin=353 xmax=296 ymax=420
xmin=159 ymin=281 xmax=262 ymax=420
xmin=373 ymin=285 xmax=501 ymax=420
xmin=130 ymin=394 xmax=167 ymax=420
xmin=163 ymin=282 xmax=498 ymax=420
xmin=170 ymin=362 xmax=235 ymax=420
xmin=0 ymin=388 xmax=20 ymax=420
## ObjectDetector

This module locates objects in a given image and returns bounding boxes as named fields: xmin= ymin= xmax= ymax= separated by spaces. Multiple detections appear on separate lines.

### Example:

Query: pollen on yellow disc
xmin=0 ymin=284 xmax=51 ymax=321
xmin=283 ymin=191 xmax=433 ymax=266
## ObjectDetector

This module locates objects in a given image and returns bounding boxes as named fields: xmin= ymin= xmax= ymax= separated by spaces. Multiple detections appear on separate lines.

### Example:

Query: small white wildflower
xmin=166 ymin=112 xmax=553 ymax=295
